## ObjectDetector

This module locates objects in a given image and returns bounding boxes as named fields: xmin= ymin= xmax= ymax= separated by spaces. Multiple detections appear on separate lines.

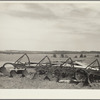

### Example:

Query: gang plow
xmin=0 ymin=53 xmax=100 ymax=87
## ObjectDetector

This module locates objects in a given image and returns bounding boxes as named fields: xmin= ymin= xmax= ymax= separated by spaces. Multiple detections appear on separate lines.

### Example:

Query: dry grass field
xmin=0 ymin=53 xmax=100 ymax=89
xmin=0 ymin=75 xmax=100 ymax=89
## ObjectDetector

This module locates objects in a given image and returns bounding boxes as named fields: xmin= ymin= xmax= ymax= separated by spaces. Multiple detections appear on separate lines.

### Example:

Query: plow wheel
xmin=22 ymin=69 xmax=28 ymax=77
xmin=10 ymin=70 xmax=17 ymax=77
xmin=75 ymin=69 xmax=88 ymax=83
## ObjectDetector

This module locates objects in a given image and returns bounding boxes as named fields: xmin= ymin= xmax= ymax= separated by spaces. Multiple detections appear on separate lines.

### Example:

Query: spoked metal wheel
xmin=75 ymin=69 xmax=88 ymax=83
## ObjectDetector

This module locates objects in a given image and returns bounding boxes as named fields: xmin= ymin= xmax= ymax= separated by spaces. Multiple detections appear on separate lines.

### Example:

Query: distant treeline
xmin=0 ymin=50 xmax=100 ymax=54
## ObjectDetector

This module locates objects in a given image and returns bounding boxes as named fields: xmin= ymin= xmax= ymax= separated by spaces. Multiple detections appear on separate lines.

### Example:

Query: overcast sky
xmin=0 ymin=2 xmax=100 ymax=51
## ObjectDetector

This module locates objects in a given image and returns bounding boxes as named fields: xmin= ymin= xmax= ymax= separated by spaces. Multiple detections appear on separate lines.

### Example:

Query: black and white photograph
xmin=1 ymin=1 xmax=100 ymax=90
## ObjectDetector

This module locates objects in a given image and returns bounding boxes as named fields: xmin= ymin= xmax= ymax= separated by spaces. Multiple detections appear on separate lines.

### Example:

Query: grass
xmin=0 ymin=76 xmax=100 ymax=89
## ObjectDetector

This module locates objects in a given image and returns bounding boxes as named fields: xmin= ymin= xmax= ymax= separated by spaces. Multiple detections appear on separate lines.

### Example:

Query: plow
xmin=0 ymin=53 xmax=100 ymax=86
xmin=0 ymin=53 xmax=30 ymax=77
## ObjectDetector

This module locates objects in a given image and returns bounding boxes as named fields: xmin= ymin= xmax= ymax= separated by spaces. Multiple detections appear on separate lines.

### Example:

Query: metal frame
xmin=86 ymin=59 xmax=100 ymax=70
xmin=3 ymin=53 xmax=31 ymax=69
xmin=60 ymin=57 xmax=74 ymax=68
xmin=14 ymin=53 xmax=30 ymax=66
xmin=36 ymin=55 xmax=52 ymax=67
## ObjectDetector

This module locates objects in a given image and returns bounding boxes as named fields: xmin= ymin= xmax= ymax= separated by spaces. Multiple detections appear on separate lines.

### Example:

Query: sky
xmin=0 ymin=2 xmax=100 ymax=51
